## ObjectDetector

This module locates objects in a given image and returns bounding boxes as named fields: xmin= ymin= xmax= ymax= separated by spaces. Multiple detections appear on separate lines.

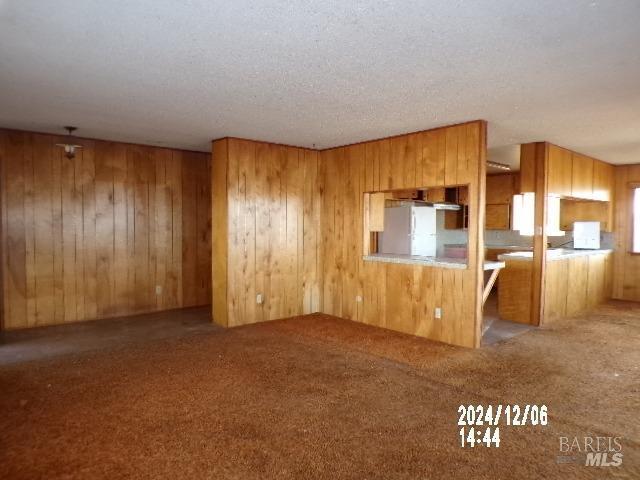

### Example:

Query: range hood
xmin=393 ymin=199 xmax=462 ymax=211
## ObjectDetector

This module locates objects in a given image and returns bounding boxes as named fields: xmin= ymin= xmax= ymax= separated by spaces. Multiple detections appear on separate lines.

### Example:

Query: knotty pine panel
xmin=0 ymin=129 xmax=211 ymax=330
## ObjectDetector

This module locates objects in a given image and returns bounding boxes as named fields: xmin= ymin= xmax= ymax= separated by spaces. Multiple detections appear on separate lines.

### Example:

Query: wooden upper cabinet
xmin=521 ymin=142 xmax=612 ymax=203
xmin=425 ymin=187 xmax=446 ymax=203
xmin=367 ymin=192 xmax=386 ymax=232
xmin=457 ymin=186 xmax=469 ymax=205
xmin=560 ymin=199 xmax=613 ymax=232
xmin=571 ymin=153 xmax=594 ymax=199
xmin=547 ymin=145 xmax=573 ymax=197
xmin=486 ymin=204 xmax=510 ymax=230
xmin=592 ymin=160 xmax=613 ymax=201
xmin=519 ymin=144 xmax=534 ymax=193
xmin=486 ymin=173 xmax=516 ymax=204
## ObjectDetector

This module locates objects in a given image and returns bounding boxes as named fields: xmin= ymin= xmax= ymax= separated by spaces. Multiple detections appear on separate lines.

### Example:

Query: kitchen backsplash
xmin=548 ymin=230 xmax=615 ymax=249
xmin=435 ymin=211 xmax=615 ymax=255
xmin=486 ymin=229 xmax=533 ymax=247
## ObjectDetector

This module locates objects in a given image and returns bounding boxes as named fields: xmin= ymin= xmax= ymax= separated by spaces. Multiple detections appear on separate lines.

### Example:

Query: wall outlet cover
xmin=434 ymin=307 xmax=442 ymax=319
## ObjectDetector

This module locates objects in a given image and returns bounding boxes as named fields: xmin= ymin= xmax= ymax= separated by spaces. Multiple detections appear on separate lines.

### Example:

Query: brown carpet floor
xmin=1 ymin=302 xmax=639 ymax=479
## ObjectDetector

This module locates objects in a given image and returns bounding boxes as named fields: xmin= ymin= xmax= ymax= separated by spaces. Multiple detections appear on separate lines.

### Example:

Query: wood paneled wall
xmin=211 ymin=138 xmax=321 ymax=327
xmin=0 ymin=129 xmax=211 ymax=330
xmin=520 ymin=142 xmax=616 ymax=326
xmin=613 ymin=165 xmax=640 ymax=301
xmin=519 ymin=142 xmax=549 ymax=326
xmin=544 ymin=253 xmax=612 ymax=323
xmin=212 ymin=122 xmax=486 ymax=347
xmin=320 ymin=121 xmax=486 ymax=348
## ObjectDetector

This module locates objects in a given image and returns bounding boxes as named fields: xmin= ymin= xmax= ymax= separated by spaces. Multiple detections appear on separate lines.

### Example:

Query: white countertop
xmin=498 ymin=248 xmax=612 ymax=262
xmin=363 ymin=253 xmax=505 ymax=270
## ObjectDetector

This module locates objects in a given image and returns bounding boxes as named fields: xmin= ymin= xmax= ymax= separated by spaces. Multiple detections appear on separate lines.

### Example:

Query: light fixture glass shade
xmin=64 ymin=145 xmax=75 ymax=158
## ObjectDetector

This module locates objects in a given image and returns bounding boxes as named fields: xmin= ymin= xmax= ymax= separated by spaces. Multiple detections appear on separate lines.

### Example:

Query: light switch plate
xmin=434 ymin=307 xmax=442 ymax=319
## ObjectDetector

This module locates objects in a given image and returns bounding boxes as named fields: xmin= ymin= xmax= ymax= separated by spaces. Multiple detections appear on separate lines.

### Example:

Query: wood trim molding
xmin=474 ymin=120 xmax=488 ymax=347
xmin=521 ymin=142 xmax=549 ymax=327
xmin=212 ymin=119 xmax=488 ymax=154
xmin=0 ymin=127 xmax=208 ymax=155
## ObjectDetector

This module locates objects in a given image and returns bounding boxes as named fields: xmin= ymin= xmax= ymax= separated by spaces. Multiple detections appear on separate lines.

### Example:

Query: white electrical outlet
xmin=256 ymin=293 xmax=263 ymax=305
xmin=434 ymin=307 xmax=442 ymax=319
xmin=356 ymin=295 xmax=363 ymax=303
xmin=155 ymin=285 xmax=162 ymax=295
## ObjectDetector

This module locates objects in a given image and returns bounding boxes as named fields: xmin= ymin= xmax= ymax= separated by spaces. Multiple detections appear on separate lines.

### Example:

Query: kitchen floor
xmin=482 ymin=289 xmax=533 ymax=345
xmin=1 ymin=303 xmax=638 ymax=479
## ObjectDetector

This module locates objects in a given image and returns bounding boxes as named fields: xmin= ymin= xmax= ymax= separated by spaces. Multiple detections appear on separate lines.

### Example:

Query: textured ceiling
xmin=1 ymin=0 xmax=639 ymax=164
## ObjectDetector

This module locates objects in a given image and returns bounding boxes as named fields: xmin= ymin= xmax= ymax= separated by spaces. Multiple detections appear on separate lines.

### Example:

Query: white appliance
xmin=573 ymin=221 xmax=600 ymax=249
xmin=379 ymin=205 xmax=437 ymax=256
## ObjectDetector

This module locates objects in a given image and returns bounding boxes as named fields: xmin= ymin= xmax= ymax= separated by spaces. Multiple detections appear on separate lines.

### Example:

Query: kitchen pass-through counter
xmin=363 ymin=253 xmax=505 ymax=270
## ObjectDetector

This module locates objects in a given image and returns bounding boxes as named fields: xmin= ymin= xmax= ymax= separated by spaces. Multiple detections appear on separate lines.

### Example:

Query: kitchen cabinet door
xmin=571 ymin=153 xmax=594 ymax=199
xmin=486 ymin=174 xmax=515 ymax=204
xmin=566 ymin=256 xmax=589 ymax=315
xmin=457 ymin=186 xmax=469 ymax=205
xmin=486 ymin=203 xmax=510 ymax=230
xmin=559 ymin=199 xmax=612 ymax=232
xmin=547 ymin=145 xmax=573 ymax=197
xmin=425 ymin=187 xmax=446 ymax=203
xmin=592 ymin=160 xmax=613 ymax=201
xmin=368 ymin=192 xmax=386 ymax=232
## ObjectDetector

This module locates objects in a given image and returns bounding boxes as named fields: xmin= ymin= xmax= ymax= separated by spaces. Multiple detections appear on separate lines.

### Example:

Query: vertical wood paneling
xmin=196 ymin=154 xmax=212 ymax=305
xmin=285 ymin=148 xmax=301 ymax=318
xmin=547 ymin=145 xmax=572 ymax=196
xmin=302 ymin=150 xmax=321 ymax=313
xmin=320 ymin=121 xmax=486 ymax=348
xmin=543 ymin=259 xmax=568 ymax=322
xmin=212 ymin=138 xmax=323 ymax=327
xmin=0 ymin=133 xmax=4 ymax=328
xmin=566 ymin=257 xmax=589 ymax=316
xmin=80 ymin=141 xmax=98 ymax=321
xmin=613 ymin=164 xmax=640 ymax=301
xmin=211 ymin=123 xmax=484 ymax=347
xmin=3 ymin=132 xmax=27 ymax=328
xmin=154 ymin=148 xmax=169 ymax=310
xmin=181 ymin=150 xmax=198 ymax=308
xmin=22 ymin=137 xmax=36 ymax=327
xmin=94 ymin=142 xmax=114 ymax=317
xmin=111 ymin=142 xmax=129 ymax=315
xmin=168 ymin=151 xmax=184 ymax=308
xmin=211 ymin=139 xmax=228 ymax=326
xmin=0 ymin=129 xmax=211 ymax=330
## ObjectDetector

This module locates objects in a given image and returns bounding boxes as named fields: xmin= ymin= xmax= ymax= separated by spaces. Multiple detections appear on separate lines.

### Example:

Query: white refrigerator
xmin=379 ymin=205 xmax=437 ymax=256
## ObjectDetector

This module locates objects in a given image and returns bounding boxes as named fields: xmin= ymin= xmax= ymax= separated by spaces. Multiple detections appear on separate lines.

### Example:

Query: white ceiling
xmin=1 ymin=0 xmax=639 ymax=164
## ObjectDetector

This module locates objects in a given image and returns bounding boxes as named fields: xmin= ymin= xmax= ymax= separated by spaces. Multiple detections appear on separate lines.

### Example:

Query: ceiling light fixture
xmin=56 ymin=126 xmax=83 ymax=159
xmin=487 ymin=161 xmax=511 ymax=171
